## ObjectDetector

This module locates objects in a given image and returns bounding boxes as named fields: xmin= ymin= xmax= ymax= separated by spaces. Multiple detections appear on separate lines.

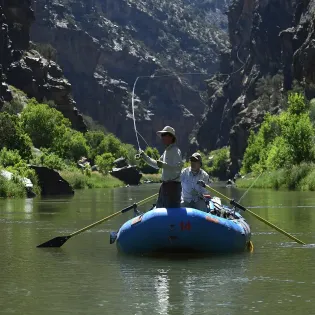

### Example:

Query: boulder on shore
xmin=110 ymin=166 xmax=142 ymax=186
xmin=113 ymin=157 xmax=129 ymax=168
xmin=29 ymin=165 xmax=74 ymax=196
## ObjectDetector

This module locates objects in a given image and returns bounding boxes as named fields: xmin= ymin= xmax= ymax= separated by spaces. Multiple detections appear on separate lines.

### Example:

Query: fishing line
xmin=131 ymin=66 xmax=245 ymax=152
xmin=237 ymin=172 xmax=263 ymax=203
xmin=132 ymin=77 xmax=141 ymax=151
xmin=137 ymin=130 xmax=150 ymax=147
xmin=247 ymin=205 xmax=315 ymax=209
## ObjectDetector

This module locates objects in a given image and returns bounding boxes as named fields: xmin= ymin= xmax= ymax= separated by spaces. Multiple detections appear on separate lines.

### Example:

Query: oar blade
xmin=37 ymin=236 xmax=70 ymax=248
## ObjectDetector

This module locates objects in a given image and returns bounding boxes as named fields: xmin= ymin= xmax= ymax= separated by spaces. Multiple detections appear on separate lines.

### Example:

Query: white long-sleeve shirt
xmin=142 ymin=144 xmax=183 ymax=182
xmin=180 ymin=167 xmax=210 ymax=202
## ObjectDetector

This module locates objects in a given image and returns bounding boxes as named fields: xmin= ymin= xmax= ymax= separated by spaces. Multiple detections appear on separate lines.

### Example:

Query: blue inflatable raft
xmin=113 ymin=198 xmax=251 ymax=255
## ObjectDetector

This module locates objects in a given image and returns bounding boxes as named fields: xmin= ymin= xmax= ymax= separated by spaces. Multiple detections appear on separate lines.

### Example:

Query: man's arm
xmin=140 ymin=151 xmax=161 ymax=169
xmin=159 ymin=147 xmax=183 ymax=170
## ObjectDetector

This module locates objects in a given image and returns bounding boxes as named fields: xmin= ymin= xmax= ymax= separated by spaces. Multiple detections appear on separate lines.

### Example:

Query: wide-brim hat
xmin=156 ymin=126 xmax=176 ymax=139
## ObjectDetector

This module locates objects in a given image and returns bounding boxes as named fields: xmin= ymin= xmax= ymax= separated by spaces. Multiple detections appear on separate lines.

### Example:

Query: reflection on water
xmin=117 ymin=251 xmax=251 ymax=315
xmin=1 ymin=184 xmax=315 ymax=314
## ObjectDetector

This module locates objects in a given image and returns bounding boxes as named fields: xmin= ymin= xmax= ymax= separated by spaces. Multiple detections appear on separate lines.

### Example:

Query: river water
xmin=1 ymin=184 xmax=315 ymax=315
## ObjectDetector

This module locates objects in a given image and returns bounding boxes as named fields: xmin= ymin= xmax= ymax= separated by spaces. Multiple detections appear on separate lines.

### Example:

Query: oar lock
xmin=133 ymin=203 xmax=142 ymax=216
xmin=230 ymin=199 xmax=247 ymax=212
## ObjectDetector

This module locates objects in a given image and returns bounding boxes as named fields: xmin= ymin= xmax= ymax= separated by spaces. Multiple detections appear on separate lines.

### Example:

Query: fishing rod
xmin=237 ymin=172 xmax=263 ymax=203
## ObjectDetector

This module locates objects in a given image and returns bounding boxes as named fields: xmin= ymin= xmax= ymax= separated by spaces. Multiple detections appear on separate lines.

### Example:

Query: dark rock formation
xmin=110 ymin=166 xmax=142 ymax=185
xmin=30 ymin=165 xmax=74 ymax=195
xmin=0 ymin=0 xmax=86 ymax=131
xmin=113 ymin=157 xmax=128 ymax=168
xmin=31 ymin=0 xmax=230 ymax=153
xmin=193 ymin=0 xmax=315 ymax=175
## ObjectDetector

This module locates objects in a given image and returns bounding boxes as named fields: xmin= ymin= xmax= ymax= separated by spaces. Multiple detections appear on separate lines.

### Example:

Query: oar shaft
xmin=70 ymin=211 xmax=122 ymax=237
xmin=70 ymin=193 xmax=158 ymax=237
xmin=204 ymin=184 xmax=306 ymax=245
xmin=246 ymin=208 xmax=305 ymax=245
xmin=137 ymin=193 xmax=159 ymax=207
xmin=206 ymin=185 xmax=230 ymax=203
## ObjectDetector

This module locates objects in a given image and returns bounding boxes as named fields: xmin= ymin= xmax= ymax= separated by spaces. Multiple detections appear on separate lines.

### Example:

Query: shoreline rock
xmin=30 ymin=165 xmax=74 ymax=196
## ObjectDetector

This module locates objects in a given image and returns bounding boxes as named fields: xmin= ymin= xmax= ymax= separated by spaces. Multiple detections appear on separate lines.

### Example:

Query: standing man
xmin=140 ymin=126 xmax=183 ymax=208
xmin=180 ymin=152 xmax=210 ymax=211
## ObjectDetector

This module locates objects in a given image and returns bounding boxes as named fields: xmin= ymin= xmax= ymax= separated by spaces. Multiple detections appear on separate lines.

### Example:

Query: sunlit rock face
xmin=31 ymin=0 xmax=230 ymax=153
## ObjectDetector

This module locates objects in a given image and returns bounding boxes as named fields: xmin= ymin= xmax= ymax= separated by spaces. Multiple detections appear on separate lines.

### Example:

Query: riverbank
xmin=0 ymin=176 xmax=27 ymax=198
xmin=60 ymin=170 xmax=124 ymax=189
xmin=0 ymin=170 xmax=124 ymax=198
xmin=236 ymin=163 xmax=315 ymax=191
xmin=141 ymin=173 xmax=161 ymax=183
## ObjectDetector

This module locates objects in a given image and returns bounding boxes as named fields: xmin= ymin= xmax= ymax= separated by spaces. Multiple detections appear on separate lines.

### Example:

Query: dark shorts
xmin=156 ymin=181 xmax=182 ymax=208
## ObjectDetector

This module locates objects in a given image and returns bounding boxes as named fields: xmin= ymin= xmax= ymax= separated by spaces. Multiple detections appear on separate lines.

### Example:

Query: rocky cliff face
xmin=193 ymin=0 xmax=315 ymax=175
xmin=0 ymin=0 xmax=85 ymax=131
xmin=31 ymin=0 xmax=230 ymax=153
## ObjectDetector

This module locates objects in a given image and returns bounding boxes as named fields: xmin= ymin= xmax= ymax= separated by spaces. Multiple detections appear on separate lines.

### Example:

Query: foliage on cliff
xmin=0 ymin=89 xmax=137 ymax=194
xmin=241 ymin=93 xmax=315 ymax=174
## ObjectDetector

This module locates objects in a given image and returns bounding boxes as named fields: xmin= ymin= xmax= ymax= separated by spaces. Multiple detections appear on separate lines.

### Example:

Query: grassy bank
xmin=141 ymin=173 xmax=161 ymax=183
xmin=0 ymin=170 xmax=124 ymax=197
xmin=60 ymin=170 xmax=124 ymax=189
xmin=0 ymin=176 xmax=26 ymax=198
xmin=236 ymin=163 xmax=315 ymax=191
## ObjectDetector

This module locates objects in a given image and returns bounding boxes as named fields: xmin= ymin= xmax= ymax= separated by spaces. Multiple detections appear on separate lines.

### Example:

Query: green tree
xmin=139 ymin=146 xmax=160 ymax=174
xmin=0 ymin=112 xmax=32 ymax=159
xmin=97 ymin=134 xmax=128 ymax=159
xmin=60 ymin=130 xmax=90 ymax=161
xmin=309 ymin=98 xmax=315 ymax=124
xmin=241 ymin=93 xmax=315 ymax=174
xmin=287 ymin=92 xmax=308 ymax=115
xmin=95 ymin=153 xmax=115 ymax=175
xmin=82 ymin=115 xmax=107 ymax=133
xmin=85 ymin=130 xmax=106 ymax=159
xmin=265 ymin=137 xmax=291 ymax=170
xmin=286 ymin=114 xmax=315 ymax=164
xmin=208 ymin=147 xmax=230 ymax=178
xmin=0 ymin=148 xmax=22 ymax=167
xmin=123 ymin=143 xmax=138 ymax=166
xmin=21 ymin=101 xmax=70 ymax=149
xmin=31 ymin=149 xmax=66 ymax=170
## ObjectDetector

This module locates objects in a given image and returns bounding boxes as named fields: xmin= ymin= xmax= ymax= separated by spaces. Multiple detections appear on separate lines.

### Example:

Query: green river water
xmin=1 ymin=184 xmax=315 ymax=315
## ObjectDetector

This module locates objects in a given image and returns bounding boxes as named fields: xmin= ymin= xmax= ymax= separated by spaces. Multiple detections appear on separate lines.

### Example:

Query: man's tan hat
xmin=156 ymin=126 xmax=176 ymax=138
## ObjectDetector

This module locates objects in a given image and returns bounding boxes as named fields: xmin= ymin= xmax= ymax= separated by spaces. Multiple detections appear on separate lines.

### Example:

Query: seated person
xmin=180 ymin=153 xmax=210 ymax=211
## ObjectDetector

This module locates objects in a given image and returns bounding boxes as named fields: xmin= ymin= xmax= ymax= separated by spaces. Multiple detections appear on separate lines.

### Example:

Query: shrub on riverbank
xmin=239 ymin=93 xmax=315 ymax=190
xmin=0 ymin=89 xmax=147 ymax=195
xmin=237 ymin=163 xmax=315 ymax=191
xmin=60 ymin=170 xmax=123 ymax=189
xmin=0 ymin=175 xmax=26 ymax=198
xmin=241 ymin=93 xmax=315 ymax=175
xmin=141 ymin=173 xmax=161 ymax=183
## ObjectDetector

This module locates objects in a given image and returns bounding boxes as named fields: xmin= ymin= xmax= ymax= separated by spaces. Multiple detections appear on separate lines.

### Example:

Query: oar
xmin=37 ymin=193 xmax=158 ymax=248
xmin=200 ymin=183 xmax=306 ymax=245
